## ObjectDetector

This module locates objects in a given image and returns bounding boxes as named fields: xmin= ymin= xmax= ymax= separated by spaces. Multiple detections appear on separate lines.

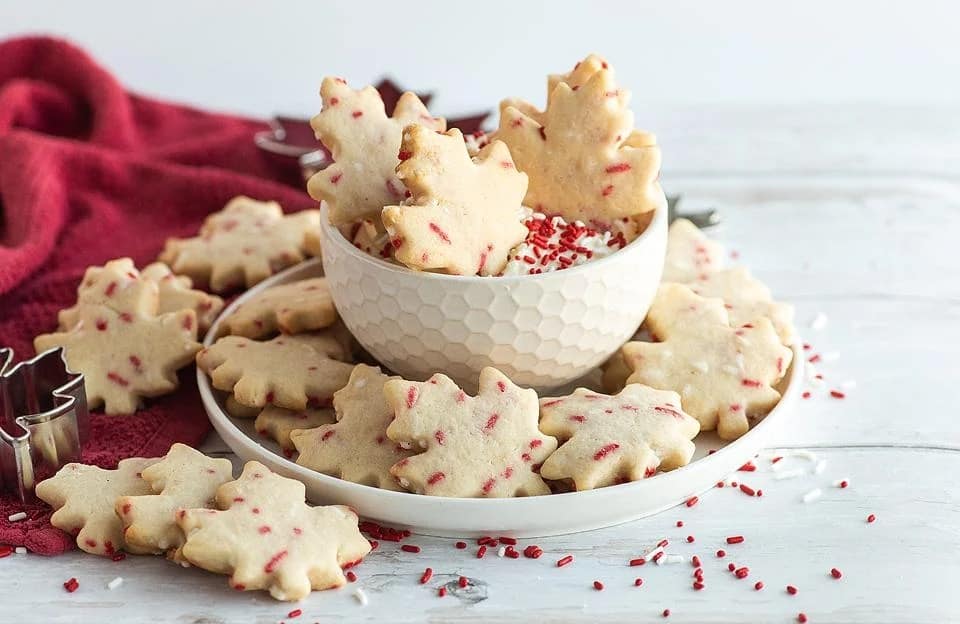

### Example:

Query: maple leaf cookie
xmin=159 ymin=196 xmax=321 ymax=293
xmin=381 ymin=125 xmax=529 ymax=275
xmin=35 ymin=305 xmax=201 ymax=415
xmin=116 ymin=444 xmax=233 ymax=558
xmin=496 ymin=55 xmax=664 ymax=226
xmin=307 ymin=77 xmax=445 ymax=226
xmin=256 ymin=406 xmax=335 ymax=451
xmin=35 ymin=458 xmax=158 ymax=556
xmin=538 ymin=385 xmax=699 ymax=490
xmin=58 ymin=259 xmax=224 ymax=336
xmin=196 ymin=334 xmax=354 ymax=411
xmin=178 ymin=461 xmax=371 ymax=601
xmin=620 ymin=284 xmax=792 ymax=440
xmin=217 ymin=278 xmax=337 ymax=339
xmin=383 ymin=367 xmax=557 ymax=497
xmin=662 ymin=218 xmax=725 ymax=283
xmin=687 ymin=267 xmax=796 ymax=343
xmin=291 ymin=364 xmax=413 ymax=491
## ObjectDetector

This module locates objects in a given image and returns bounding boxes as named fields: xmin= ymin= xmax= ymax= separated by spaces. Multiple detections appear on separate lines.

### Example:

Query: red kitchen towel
xmin=0 ymin=36 xmax=315 ymax=554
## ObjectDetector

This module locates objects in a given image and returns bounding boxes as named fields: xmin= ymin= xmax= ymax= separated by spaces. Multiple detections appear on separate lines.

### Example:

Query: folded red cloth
xmin=0 ymin=36 xmax=314 ymax=554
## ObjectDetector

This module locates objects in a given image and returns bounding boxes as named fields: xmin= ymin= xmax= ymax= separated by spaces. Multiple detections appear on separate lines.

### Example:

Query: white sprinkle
xmin=721 ymin=365 xmax=740 ymax=376
xmin=840 ymin=379 xmax=857 ymax=390
xmin=15 ymin=547 xmax=26 ymax=555
xmin=773 ymin=468 xmax=806 ymax=480
xmin=821 ymin=351 xmax=841 ymax=362
xmin=497 ymin=546 xmax=507 ymax=558
xmin=353 ymin=378 xmax=368 ymax=389
xmin=833 ymin=478 xmax=850 ymax=488
xmin=107 ymin=577 xmax=124 ymax=590
xmin=814 ymin=459 xmax=828 ymax=475
xmin=802 ymin=488 xmax=823 ymax=503
xmin=353 ymin=588 xmax=369 ymax=606
xmin=690 ymin=360 xmax=709 ymax=373
xmin=810 ymin=313 xmax=828 ymax=330
xmin=735 ymin=353 xmax=745 ymax=370
xmin=656 ymin=554 xmax=686 ymax=566
xmin=7 ymin=512 xmax=26 ymax=522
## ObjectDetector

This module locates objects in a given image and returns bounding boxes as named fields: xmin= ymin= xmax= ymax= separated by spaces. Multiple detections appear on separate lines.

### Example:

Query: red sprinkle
xmin=867 ymin=514 xmax=876 ymax=523
xmin=686 ymin=535 xmax=695 ymax=543
xmin=593 ymin=443 xmax=620 ymax=461
xmin=438 ymin=587 xmax=447 ymax=597
xmin=499 ymin=536 xmax=517 ymax=545
xmin=476 ymin=545 xmax=487 ymax=558
xmin=557 ymin=555 xmax=574 ymax=567
xmin=739 ymin=484 xmax=756 ymax=496
xmin=662 ymin=609 xmax=671 ymax=618
xmin=798 ymin=613 xmax=808 ymax=623
xmin=593 ymin=580 xmax=604 ymax=591
xmin=831 ymin=567 xmax=842 ymax=579
xmin=629 ymin=558 xmax=646 ymax=567
xmin=716 ymin=550 xmax=726 ymax=558
xmin=691 ymin=555 xmax=701 ymax=568
xmin=676 ymin=521 xmax=684 ymax=527
xmin=802 ymin=391 xmax=812 ymax=399
xmin=726 ymin=536 xmax=745 ymax=544
xmin=755 ymin=581 xmax=764 ymax=590
xmin=455 ymin=541 xmax=467 ymax=549
xmin=735 ymin=567 xmax=750 ymax=579
xmin=693 ymin=581 xmax=705 ymax=590
xmin=685 ymin=496 xmax=699 ymax=508
xmin=400 ymin=544 xmax=420 ymax=554
xmin=420 ymin=568 xmax=433 ymax=584
xmin=738 ymin=462 xmax=756 ymax=472
xmin=728 ymin=563 xmax=736 ymax=571
xmin=787 ymin=585 xmax=798 ymax=595
xmin=287 ymin=609 xmax=302 ymax=619
xmin=634 ymin=578 xmax=644 ymax=587
xmin=63 ymin=577 xmax=79 ymax=593
xmin=459 ymin=576 xmax=468 ymax=588
xmin=523 ymin=545 xmax=543 ymax=559
xmin=830 ymin=390 xmax=846 ymax=399
xmin=346 ymin=571 xmax=357 ymax=582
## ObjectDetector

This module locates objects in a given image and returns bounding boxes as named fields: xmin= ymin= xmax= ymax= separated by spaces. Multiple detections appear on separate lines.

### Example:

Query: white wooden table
xmin=6 ymin=107 xmax=958 ymax=623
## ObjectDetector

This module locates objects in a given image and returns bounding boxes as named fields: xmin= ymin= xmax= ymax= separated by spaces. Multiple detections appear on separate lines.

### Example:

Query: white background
xmin=2 ymin=0 xmax=958 ymax=122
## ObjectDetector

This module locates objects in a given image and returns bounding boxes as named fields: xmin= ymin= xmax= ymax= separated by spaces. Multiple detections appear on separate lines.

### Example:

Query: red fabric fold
xmin=0 ymin=36 xmax=314 ymax=554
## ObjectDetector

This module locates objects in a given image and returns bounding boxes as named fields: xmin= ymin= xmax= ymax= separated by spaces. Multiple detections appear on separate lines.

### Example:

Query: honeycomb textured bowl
xmin=320 ymin=204 xmax=667 ymax=390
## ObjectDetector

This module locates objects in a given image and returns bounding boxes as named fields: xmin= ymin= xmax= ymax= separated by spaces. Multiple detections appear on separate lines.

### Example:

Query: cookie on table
xmin=256 ymin=406 xmax=335 ymax=451
xmin=307 ymin=77 xmax=445 ymax=226
xmin=686 ymin=266 xmax=796 ymax=344
xmin=159 ymin=196 xmax=321 ymax=293
xmin=292 ymin=364 xmax=413 ymax=491
xmin=196 ymin=333 xmax=354 ymax=411
xmin=35 ymin=304 xmax=201 ymax=415
xmin=618 ymin=283 xmax=792 ymax=440
xmin=383 ymin=367 xmax=557 ymax=497
xmin=178 ymin=461 xmax=371 ymax=601
xmin=116 ymin=444 xmax=233 ymax=559
xmin=217 ymin=278 xmax=337 ymax=339
xmin=381 ymin=125 xmax=528 ymax=276
xmin=495 ymin=54 xmax=664 ymax=227
xmin=58 ymin=259 xmax=224 ymax=336
xmin=662 ymin=218 xmax=725 ymax=283
xmin=538 ymin=385 xmax=700 ymax=490
xmin=35 ymin=458 xmax=158 ymax=556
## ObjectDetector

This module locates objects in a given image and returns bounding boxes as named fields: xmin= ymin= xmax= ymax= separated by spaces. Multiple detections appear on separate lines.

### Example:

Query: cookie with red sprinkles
xmin=618 ymin=284 xmax=792 ymax=440
xmin=538 ymin=384 xmax=699 ymax=490
xmin=255 ymin=405 xmax=335 ymax=451
xmin=217 ymin=278 xmax=338 ymax=339
xmin=36 ymin=457 xmax=158 ymax=556
xmin=496 ymin=54 xmax=664 ymax=227
xmin=383 ymin=367 xmax=557 ymax=497
xmin=307 ymin=76 xmax=445 ymax=226
xmin=662 ymin=218 xmax=725 ymax=283
xmin=159 ymin=196 xmax=321 ymax=293
xmin=197 ymin=333 xmax=354 ymax=411
xmin=292 ymin=364 xmax=413 ymax=491
xmin=116 ymin=444 xmax=233 ymax=559
xmin=177 ymin=461 xmax=371 ymax=601
xmin=381 ymin=125 xmax=529 ymax=276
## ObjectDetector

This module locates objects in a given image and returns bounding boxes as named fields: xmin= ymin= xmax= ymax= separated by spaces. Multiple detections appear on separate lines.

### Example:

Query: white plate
xmin=198 ymin=259 xmax=804 ymax=538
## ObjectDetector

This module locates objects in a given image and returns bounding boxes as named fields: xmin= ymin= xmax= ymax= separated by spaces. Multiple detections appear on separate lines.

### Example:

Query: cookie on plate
xmin=383 ymin=367 xmax=557 ymax=497
xmin=256 ymin=406 xmax=335 ymax=451
xmin=178 ymin=461 xmax=371 ymax=601
xmin=616 ymin=283 xmax=792 ymax=440
xmin=686 ymin=267 xmax=795 ymax=343
xmin=159 ymin=196 xmax=320 ymax=293
xmin=292 ymin=364 xmax=413 ymax=491
xmin=662 ymin=218 xmax=725 ymax=283
xmin=36 ymin=458 xmax=158 ymax=556
xmin=538 ymin=385 xmax=699 ymax=490
xmin=217 ymin=278 xmax=337 ymax=339
xmin=197 ymin=333 xmax=354 ymax=411
xmin=307 ymin=77 xmax=445 ymax=226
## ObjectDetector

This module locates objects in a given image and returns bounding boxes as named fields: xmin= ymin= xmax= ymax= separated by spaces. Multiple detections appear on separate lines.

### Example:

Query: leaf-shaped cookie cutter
xmin=0 ymin=347 xmax=89 ymax=501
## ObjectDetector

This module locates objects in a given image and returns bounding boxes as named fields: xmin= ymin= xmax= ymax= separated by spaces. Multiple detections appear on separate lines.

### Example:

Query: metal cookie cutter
xmin=0 ymin=347 xmax=89 ymax=501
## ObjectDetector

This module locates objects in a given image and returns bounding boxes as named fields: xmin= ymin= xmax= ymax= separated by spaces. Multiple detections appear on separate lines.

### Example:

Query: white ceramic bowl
xmin=198 ymin=261 xmax=804 ymax=537
xmin=319 ymin=204 xmax=667 ymax=391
